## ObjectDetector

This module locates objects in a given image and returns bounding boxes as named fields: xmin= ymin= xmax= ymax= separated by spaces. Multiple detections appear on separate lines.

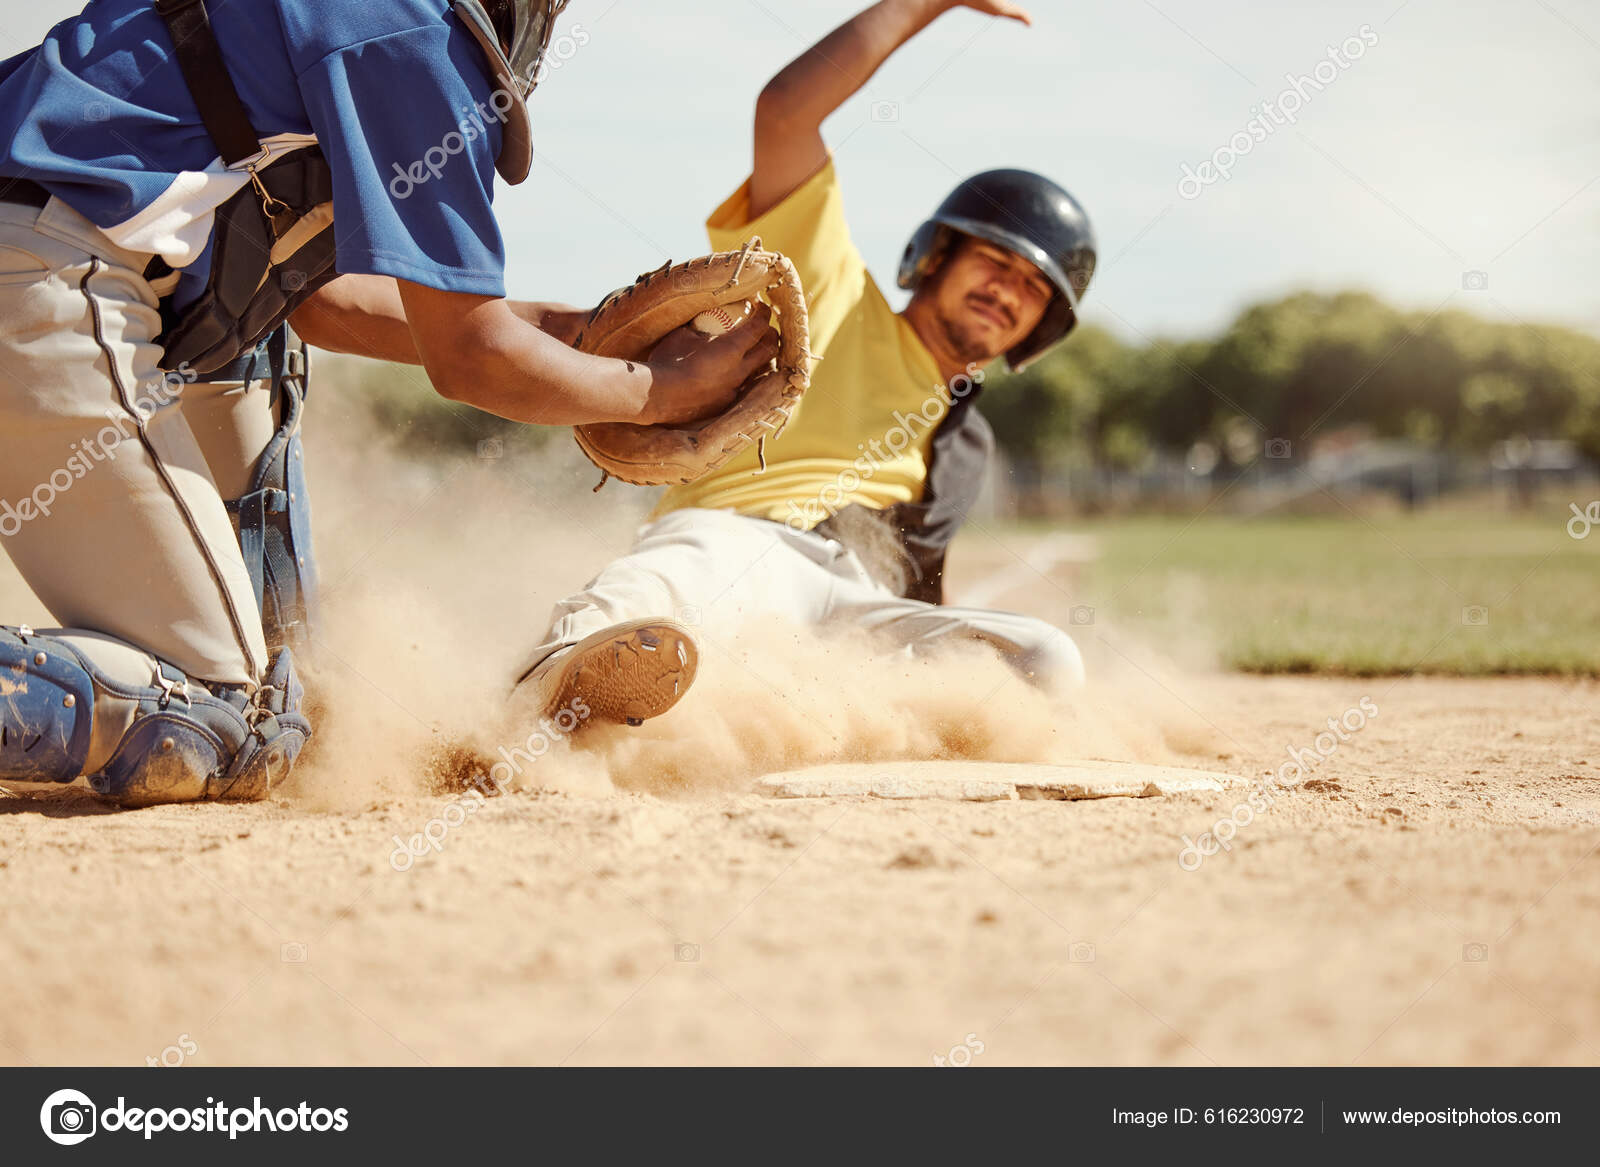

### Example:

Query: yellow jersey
xmin=655 ymin=158 xmax=956 ymax=529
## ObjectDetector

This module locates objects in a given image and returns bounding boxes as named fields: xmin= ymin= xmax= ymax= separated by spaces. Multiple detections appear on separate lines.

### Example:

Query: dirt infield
xmin=3 ymin=671 xmax=1596 ymax=1066
xmin=2 ymin=453 xmax=1596 ymax=1065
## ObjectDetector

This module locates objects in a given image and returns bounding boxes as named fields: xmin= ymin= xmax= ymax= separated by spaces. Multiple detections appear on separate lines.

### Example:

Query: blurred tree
xmin=981 ymin=290 xmax=1600 ymax=486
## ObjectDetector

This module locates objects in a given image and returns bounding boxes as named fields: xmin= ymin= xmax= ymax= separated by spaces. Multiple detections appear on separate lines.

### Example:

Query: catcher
xmin=0 ymin=0 xmax=774 ymax=806
xmin=516 ymin=0 xmax=1097 ymax=727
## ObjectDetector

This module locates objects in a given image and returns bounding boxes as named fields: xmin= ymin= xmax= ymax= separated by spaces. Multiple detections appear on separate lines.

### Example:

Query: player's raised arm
xmin=750 ymin=0 xmax=1032 ymax=218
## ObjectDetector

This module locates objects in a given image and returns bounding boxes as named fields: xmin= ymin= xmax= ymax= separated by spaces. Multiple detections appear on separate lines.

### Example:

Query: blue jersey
xmin=0 ymin=0 xmax=508 ymax=303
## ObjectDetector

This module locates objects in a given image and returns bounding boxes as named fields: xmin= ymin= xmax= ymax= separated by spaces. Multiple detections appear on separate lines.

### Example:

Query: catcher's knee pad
xmin=216 ymin=327 xmax=319 ymax=652
xmin=0 ymin=627 xmax=311 ymax=807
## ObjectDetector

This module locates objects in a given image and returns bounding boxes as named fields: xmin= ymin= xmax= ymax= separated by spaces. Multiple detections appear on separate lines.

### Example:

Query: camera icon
xmin=1461 ymin=606 xmax=1490 ymax=627
xmin=1265 ymin=438 xmax=1293 ymax=460
xmin=283 ymin=269 xmax=307 ymax=293
xmin=674 ymin=942 xmax=700 ymax=963
xmin=869 ymin=100 xmax=901 ymax=124
xmin=1069 ymin=605 xmax=1096 ymax=627
xmin=676 ymin=605 xmax=703 ymax=627
xmin=281 ymin=941 xmax=308 ymax=963
xmin=1461 ymin=270 xmax=1489 ymax=291
xmin=477 ymin=438 xmax=504 ymax=461
xmin=40 ymin=1090 xmax=97 ymax=1145
xmin=51 ymin=1101 xmax=94 ymax=1137
xmin=1462 ymin=942 xmax=1489 ymax=963
xmin=84 ymin=101 xmax=110 ymax=123
xmin=671 ymin=267 xmax=701 ymax=293
xmin=1070 ymin=942 xmax=1097 ymax=963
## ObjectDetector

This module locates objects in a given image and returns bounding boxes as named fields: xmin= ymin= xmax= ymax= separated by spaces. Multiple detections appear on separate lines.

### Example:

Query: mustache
xmin=964 ymin=293 xmax=1016 ymax=329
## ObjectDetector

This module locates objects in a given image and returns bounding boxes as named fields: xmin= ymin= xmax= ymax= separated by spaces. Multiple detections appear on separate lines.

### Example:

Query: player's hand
xmin=953 ymin=0 xmax=1033 ymax=24
xmin=642 ymin=303 xmax=780 ymax=425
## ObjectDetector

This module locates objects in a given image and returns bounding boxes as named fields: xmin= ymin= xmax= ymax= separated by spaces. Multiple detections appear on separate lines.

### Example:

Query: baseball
xmin=691 ymin=299 xmax=753 ymax=337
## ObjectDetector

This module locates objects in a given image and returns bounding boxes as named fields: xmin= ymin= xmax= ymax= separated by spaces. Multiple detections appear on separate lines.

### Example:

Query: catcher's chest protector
xmin=156 ymin=146 xmax=338 ymax=375
xmin=149 ymin=0 xmax=339 ymax=373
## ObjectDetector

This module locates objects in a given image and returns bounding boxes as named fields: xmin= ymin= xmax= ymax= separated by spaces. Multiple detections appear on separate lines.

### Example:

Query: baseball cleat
xmin=515 ymin=618 xmax=698 ymax=727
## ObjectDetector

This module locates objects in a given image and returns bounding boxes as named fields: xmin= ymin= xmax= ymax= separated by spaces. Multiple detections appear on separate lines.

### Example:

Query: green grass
xmin=1070 ymin=509 xmax=1600 ymax=676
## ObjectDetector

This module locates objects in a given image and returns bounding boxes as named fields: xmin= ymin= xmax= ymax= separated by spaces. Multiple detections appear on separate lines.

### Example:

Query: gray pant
xmin=523 ymin=507 xmax=1085 ymax=689
xmin=0 ymin=197 xmax=273 ymax=692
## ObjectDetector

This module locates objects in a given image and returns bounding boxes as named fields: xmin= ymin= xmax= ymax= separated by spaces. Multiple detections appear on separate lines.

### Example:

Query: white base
xmin=753 ymin=759 xmax=1250 ymax=802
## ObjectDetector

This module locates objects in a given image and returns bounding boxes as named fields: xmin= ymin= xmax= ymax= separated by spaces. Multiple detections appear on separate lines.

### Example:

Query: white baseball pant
xmin=521 ymin=507 xmax=1085 ymax=688
xmin=0 ymin=197 xmax=276 ymax=692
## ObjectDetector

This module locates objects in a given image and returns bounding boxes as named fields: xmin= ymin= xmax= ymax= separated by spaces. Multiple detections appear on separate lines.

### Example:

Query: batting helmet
xmin=897 ymin=169 xmax=1097 ymax=371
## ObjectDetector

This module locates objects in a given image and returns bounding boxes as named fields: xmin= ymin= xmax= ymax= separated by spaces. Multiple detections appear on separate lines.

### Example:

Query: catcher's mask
xmin=452 ymin=0 xmax=572 ymax=184
xmin=897 ymin=169 xmax=1097 ymax=371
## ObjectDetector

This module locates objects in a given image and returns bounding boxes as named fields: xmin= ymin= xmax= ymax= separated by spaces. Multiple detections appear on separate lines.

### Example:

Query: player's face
xmin=923 ymin=238 xmax=1054 ymax=364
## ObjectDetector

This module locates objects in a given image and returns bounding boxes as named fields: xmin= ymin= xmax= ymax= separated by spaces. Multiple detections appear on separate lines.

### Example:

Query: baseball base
xmin=753 ymin=759 xmax=1251 ymax=802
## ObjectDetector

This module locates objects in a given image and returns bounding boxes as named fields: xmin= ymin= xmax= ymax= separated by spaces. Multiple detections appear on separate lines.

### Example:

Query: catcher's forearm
xmin=292 ymin=275 xmax=587 ymax=364
xmin=443 ymin=338 xmax=659 ymax=427
xmin=757 ymin=0 xmax=952 ymax=132
xmin=397 ymin=281 xmax=661 ymax=426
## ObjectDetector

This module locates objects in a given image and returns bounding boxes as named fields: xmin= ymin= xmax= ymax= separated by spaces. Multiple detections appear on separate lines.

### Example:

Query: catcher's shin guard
xmin=0 ymin=627 xmax=311 ymax=807
xmin=217 ymin=328 xmax=320 ymax=652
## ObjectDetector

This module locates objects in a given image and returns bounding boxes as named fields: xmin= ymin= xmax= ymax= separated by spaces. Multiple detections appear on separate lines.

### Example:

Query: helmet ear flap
xmin=896 ymin=221 xmax=947 ymax=291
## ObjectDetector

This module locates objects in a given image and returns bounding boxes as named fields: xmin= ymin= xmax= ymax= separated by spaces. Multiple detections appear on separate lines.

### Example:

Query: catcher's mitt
xmin=571 ymin=237 xmax=811 ymax=488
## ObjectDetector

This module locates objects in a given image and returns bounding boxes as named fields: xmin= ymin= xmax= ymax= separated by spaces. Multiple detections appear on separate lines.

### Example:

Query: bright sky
xmin=12 ymin=0 xmax=1600 ymax=342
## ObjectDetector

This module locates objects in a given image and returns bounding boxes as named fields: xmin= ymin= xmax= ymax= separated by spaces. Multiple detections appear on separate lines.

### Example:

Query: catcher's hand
xmin=570 ymin=238 xmax=812 ymax=489
xmin=643 ymin=302 xmax=780 ymax=424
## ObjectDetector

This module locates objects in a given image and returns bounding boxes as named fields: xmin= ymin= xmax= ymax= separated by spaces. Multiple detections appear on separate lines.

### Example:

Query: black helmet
xmin=452 ymin=1 xmax=572 ymax=185
xmin=897 ymin=169 xmax=1097 ymax=371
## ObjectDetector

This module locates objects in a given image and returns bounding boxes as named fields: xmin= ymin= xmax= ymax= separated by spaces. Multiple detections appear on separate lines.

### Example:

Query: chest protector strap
xmin=151 ymin=0 xmax=338 ymax=373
